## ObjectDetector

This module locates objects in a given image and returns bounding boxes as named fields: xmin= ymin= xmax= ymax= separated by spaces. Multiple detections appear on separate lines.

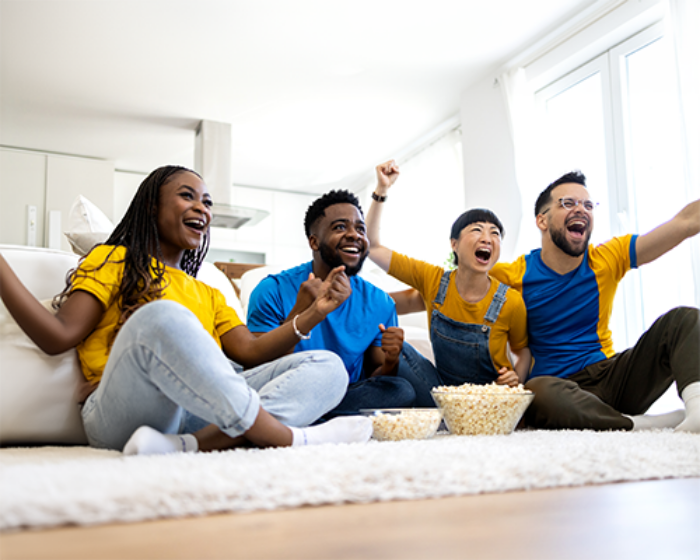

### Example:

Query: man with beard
xmin=247 ymin=190 xmax=415 ymax=417
xmin=490 ymin=170 xmax=700 ymax=433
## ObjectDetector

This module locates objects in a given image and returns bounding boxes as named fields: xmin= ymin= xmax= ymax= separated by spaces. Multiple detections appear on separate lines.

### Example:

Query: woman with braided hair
xmin=0 ymin=165 xmax=372 ymax=454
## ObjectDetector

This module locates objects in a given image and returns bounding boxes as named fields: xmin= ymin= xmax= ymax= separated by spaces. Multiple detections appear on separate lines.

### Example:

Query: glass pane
xmin=543 ymin=73 xmax=611 ymax=244
xmin=624 ymin=36 xmax=694 ymax=329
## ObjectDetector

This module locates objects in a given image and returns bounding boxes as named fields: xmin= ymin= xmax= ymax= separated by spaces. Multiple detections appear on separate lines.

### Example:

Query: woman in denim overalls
xmin=367 ymin=161 xmax=531 ymax=406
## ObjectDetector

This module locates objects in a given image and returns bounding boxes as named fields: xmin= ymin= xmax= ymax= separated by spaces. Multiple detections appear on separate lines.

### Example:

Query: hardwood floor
xmin=2 ymin=478 xmax=698 ymax=560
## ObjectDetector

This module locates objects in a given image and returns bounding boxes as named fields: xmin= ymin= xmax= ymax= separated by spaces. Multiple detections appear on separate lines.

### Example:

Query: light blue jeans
xmin=81 ymin=300 xmax=347 ymax=450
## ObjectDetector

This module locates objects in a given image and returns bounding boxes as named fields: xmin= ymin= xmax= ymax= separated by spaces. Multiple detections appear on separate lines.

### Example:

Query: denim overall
xmin=397 ymin=271 xmax=510 ymax=406
xmin=431 ymin=270 xmax=509 ymax=385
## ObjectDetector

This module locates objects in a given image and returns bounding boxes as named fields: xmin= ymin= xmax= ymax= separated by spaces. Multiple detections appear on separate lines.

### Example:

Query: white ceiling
xmin=1 ymin=0 xmax=596 ymax=194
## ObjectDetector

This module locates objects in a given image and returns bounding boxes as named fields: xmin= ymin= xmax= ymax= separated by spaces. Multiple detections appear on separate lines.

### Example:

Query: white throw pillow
xmin=64 ymin=195 xmax=114 ymax=256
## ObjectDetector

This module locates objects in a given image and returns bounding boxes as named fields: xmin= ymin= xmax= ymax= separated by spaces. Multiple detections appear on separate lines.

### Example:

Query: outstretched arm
xmin=0 ymin=255 xmax=103 ymax=355
xmin=366 ymin=160 xmax=401 ymax=272
xmin=636 ymin=199 xmax=700 ymax=266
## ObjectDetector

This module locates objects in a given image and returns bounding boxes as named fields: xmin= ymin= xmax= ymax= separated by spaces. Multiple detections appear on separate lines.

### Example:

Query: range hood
xmin=194 ymin=120 xmax=269 ymax=229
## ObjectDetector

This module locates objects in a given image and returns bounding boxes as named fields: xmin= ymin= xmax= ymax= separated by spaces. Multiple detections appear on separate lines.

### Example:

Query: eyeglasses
xmin=542 ymin=197 xmax=598 ymax=214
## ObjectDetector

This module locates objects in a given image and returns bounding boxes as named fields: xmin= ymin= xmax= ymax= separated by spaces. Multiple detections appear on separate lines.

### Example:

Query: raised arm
xmin=366 ymin=160 xmax=401 ymax=272
xmin=0 ymin=254 xmax=103 ymax=354
xmin=636 ymin=198 xmax=700 ymax=266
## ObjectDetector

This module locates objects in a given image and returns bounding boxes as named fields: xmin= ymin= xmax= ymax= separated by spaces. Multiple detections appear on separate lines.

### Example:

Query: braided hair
xmin=56 ymin=165 xmax=210 ymax=335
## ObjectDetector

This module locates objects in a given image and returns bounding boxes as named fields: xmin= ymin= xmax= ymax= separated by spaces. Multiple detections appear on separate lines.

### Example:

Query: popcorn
xmin=430 ymin=383 xmax=534 ymax=436
xmin=367 ymin=409 xmax=443 ymax=441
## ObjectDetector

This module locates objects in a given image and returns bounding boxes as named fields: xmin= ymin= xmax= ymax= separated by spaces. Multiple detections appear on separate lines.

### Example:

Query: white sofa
xmin=0 ymin=245 xmax=432 ymax=445
xmin=0 ymin=244 xmax=243 ymax=445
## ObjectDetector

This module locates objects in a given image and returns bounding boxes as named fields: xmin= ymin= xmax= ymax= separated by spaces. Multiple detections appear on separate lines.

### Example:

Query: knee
xmin=524 ymin=376 xmax=572 ymax=415
xmin=129 ymin=300 xmax=192 ymax=329
xmin=661 ymin=306 xmax=699 ymax=331
xmin=120 ymin=300 xmax=197 ymax=342
xmin=305 ymin=350 xmax=348 ymax=396
xmin=390 ymin=376 xmax=417 ymax=406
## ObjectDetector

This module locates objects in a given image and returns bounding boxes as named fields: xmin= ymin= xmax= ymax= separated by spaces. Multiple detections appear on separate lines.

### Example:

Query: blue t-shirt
xmin=247 ymin=262 xmax=399 ymax=384
xmin=491 ymin=235 xmax=638 ymax=379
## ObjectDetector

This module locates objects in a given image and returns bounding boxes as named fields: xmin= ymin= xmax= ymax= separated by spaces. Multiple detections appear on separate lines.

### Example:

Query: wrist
xmin=374 ymin=184 xmax=389 ymax=197
xmin=297 ymin=305 xmax=324 ymax=332
xmin=371 ymin=191 xmax=388 ymax=203
xmin=292 ymin=314 xmax=311 ymax=340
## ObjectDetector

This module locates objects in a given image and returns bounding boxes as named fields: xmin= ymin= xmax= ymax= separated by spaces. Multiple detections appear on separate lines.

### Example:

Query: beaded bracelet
xmin=292 ymin=314 xmax=311 ymax=340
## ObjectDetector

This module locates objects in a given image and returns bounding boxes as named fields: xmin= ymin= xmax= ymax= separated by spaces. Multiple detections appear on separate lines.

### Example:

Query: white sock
xmin=123 ymin=426 xmax=199 ymax=455
xmin=290 ymin=416 xmax=372 ymax=446
xmin=675 ymin=381 xmax=700 ymax=433
xmin=627 ymin=410 xmax=685 ymax=431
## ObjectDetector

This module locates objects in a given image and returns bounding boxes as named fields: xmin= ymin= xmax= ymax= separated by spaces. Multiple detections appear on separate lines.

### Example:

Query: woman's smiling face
xmin=156 ymin=171 xmax=212 ymax=268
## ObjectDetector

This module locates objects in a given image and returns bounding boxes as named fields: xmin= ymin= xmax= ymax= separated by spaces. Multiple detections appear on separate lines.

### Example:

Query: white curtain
xmin=359 ymin=127 xmax=464 ymax=267
xmin=667 ymin=0 xmax=700 ymax=305
xmin=499 ymin=68 xmax=549 ymax=256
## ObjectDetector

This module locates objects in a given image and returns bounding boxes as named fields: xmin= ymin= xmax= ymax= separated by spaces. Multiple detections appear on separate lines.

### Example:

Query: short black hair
xmin=450 ymin=209 xmax=504 ymax=266
xmin=450 ymin=208 xmax=504 ymax=240
xmin=304 ymin=190 xmax=363 ymax=237
xmin=534 ymin=170 xmax=587 ymax=216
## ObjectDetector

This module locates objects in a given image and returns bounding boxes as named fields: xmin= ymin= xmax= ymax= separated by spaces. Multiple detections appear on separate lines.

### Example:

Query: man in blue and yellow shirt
xmin=491 ymin=171 xmax=700 ymax=432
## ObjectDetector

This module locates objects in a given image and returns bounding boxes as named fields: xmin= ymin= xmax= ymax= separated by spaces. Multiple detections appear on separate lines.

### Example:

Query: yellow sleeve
xmin=70 ymin=245 xmax=125 ymax=308
xmin=388 ymin=251 xmax=444 ymax=302
xmin=591 ymin=234 xmax=634 ymax=282
xmin=212 ymin=287 xmax=244 ymax=337
xmin=490 ymin=257 xmax=527 ymax=292
xmin=505 ymin=289 xmax=528 ymax=351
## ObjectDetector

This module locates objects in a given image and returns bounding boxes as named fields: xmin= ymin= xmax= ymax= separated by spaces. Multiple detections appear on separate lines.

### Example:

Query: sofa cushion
xmin=197 ymin=262 xmax=246 ymax=323
xmin=0 ymin=244 xmax=88 ymax=444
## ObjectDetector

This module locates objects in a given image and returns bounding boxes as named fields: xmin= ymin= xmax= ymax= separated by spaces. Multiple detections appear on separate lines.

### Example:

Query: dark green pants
xmin=523 ymin=306 xmax=700 ymax=431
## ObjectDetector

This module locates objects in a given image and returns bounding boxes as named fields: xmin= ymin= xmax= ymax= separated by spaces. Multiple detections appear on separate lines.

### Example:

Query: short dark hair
xmin=534 ymin=170 xmax=587 ymax=216
xmin=304 ymin=190 xmax=364 ymax=237
xmin=450 ymin=208 xmax=504 ymax=240
xmin=450 ymin=208 xmax=504 ymax=266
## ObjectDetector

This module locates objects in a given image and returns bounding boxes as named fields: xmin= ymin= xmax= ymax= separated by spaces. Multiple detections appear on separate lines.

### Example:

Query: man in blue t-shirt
xmin=490 ymin=171 xmax=700 ymax=433
xmin=247 ymin=190 xmax=415 ymax=416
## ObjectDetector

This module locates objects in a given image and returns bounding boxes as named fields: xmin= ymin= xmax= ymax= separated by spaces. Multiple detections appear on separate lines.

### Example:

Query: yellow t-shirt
xmin=388 ymin=251 xmax=528 ymax=371
xmin=71 ymin=245 xmax=243 ymax=384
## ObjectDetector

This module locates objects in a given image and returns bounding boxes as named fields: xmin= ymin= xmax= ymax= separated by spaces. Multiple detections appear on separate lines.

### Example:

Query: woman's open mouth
xmin=475 ymin=246 xmax=492 ymax=265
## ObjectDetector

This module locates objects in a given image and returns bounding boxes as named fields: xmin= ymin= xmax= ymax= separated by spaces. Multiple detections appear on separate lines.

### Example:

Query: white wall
xmin=459 ymin=77 xmax=522 ymax=262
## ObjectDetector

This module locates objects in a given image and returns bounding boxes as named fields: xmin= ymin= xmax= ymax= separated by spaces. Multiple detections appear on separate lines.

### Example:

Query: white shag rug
xmin=1 ymin=430 xmax=699 ymax=532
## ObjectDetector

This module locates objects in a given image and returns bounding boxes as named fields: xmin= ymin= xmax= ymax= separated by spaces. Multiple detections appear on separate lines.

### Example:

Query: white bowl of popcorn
xmin=430 ymin=383 xmax=534 ymax=436
xmin=361 ymin=408 xmax=443 ymax=441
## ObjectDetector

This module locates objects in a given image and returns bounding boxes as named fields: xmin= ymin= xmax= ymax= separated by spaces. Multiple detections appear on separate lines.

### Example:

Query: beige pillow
xmin=64 ymin=195 xmax=114 ymax=256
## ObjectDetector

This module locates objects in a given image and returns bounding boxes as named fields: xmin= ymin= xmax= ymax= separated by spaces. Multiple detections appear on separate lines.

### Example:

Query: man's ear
xmin=536 ymin=213 xmax=548 ymax=233
xmin=308 ymin=234 xmax=319 ymax=251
